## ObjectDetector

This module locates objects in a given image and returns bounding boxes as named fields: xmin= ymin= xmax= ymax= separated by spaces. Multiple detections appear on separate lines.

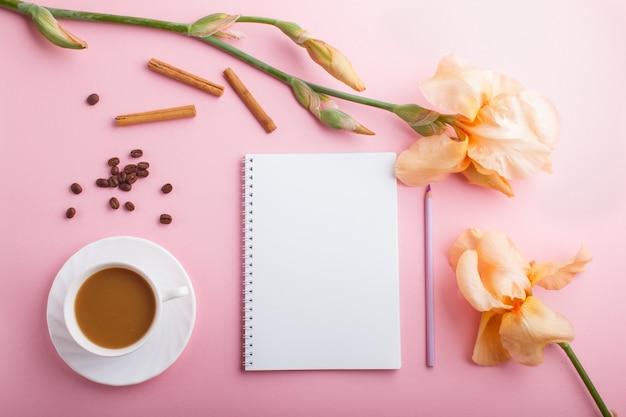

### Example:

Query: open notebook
xmin=242 ymin=152 xmax=401 ymax=371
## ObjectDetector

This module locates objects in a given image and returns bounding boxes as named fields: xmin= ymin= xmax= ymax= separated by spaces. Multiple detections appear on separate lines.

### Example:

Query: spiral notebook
xmin=242 ymin=152 xmax=401 ymax=371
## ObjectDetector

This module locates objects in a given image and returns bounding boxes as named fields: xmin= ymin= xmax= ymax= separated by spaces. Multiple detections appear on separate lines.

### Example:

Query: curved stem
xmin=0 ymin=0 xmax=20 ymax=10
xmin=200 ymin=36 xmax=399 ymax=112
xmin=236 ymin=16 xmax=281 ymax=25
xmin=198 ymin=35 xmax=292 ymax=83
xmin=558 ymin=342 xmax=611 ymax=417
xmin=0 ymin=0 xmax=435 ymax=123
xmin=48 ymin=7 xmax=189 ymax=33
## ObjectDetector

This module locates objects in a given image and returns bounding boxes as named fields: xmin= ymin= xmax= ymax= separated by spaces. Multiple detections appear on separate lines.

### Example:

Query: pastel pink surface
xmin=1 ymin=0 xmax=625 ymax=416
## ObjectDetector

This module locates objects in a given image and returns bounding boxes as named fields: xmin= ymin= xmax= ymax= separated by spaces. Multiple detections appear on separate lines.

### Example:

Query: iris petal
xmin=456 ymin=250 xmax=511 ymax=312
xmin=532 ymin=245 xmax=593 ymax=290
xmin=499 ymin=296 xmax=574 ymax=366
xmin=519 ymin=91 xmax=561 ymax=149
xmin=395 ymin=134 xmax=469 ymax=186
xmin=462 ymin=95 xmax=554 ymax=179
xmin=448 ymin=227 xmax=485 ymax=270
xmin=472 ymin=311 xmax=510 ymax=366
xmin=419 ymin=54 xmax=493 ymax=120
xmin=475 ymin=230 xmax=531 ymax=301
xmin=460 ymin=162 xmax=514 ymax=197
xmin=476 ymin=230 xmax=528 ymax=268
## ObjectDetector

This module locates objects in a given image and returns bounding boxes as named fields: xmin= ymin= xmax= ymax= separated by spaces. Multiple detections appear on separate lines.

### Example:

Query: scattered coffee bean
xmin=124 ymin=164 xmax=138 ymax=174
xmin=109 ymin=197 xmax=120 ymax=209
xmin=86 ymin=93 xmax=100 ymax=105
xmin=70 ymin=182 xmax=82 ymax=194
xmin=96 ymin=178 xmax=110 ymax=187
xmin=68 ymin=149 xmax=168 ymax=223
xmin=161 ymin=183 xmax=173 ymax=194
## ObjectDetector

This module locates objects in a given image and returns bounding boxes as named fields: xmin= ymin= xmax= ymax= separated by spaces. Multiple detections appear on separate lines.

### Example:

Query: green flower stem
xmin=235 ymin=16 xmax=281 ymax=26
xmin=0 ymin=0 xmax=19 ymax=9
xmin=200 ymin=36 xmax=401 ymax=112
xmin=50 ymin=7 xmax=188 ymax=32
xmin=558 ymin=342 xmax=611 ymax=417
xmin=0 ymin=0 xmax=426 ymax=117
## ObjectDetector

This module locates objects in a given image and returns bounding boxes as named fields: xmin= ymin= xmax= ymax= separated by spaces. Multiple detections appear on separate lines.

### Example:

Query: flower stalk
xmin=0 ymin=0 xmax=565 ymax=194
xmin=0 ymin=0 xmax=446 ymax=135
xmin=558 ymin=342 xmax=612 ymax=417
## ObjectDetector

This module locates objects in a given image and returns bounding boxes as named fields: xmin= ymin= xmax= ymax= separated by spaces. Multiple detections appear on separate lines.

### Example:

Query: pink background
xmin=1 ymin=0 xmax=625 ymax=415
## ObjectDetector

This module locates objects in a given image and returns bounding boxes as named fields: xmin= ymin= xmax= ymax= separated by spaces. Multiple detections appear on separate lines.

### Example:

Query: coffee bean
xmin=109 ymin=197 xmax=120 ymax=209
xmin=130 ymin=149 xmax=143 ymax=158
xmin=161 ymin=183 xmax=173 ymax=194
xmin=96 ymin=178 xmax=110 ymax=187
xmin=86 ymin=93 xmax=99 ymax=105
xmin=124 ymin=164 xmax=137 ymax=174
xmin=124 ymin=201 xmax=135 ymax=211
xmin=136 ymin=169 xmax=149 ymax=178
xmin=110 ymin=165 xmax=119 ymax=176
xmin=66 ymin=207 xmax=76 ymax=218
xmin=119 ymin=182 xmax=132 ymax=192
xmin=159 ymin=213 xmax=172 ymax=224
xmin=117 ymin=171 xmax=127 ymax=183
xmin=107 ymin=157 xmax=120 ymax=167
xmin=137 ymin=161 xmax=150 ymax=170
xmin=70 ymin=183 xmax=82 ymax=194
xmin=126 ymin=173 xmax=137 ymax=184
xmin=108 ymin=176 xmax=119 ymax=187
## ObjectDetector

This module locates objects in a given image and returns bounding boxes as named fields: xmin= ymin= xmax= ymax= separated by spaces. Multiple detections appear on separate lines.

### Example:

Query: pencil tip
xmin=426 ymin=184 xmax=431 ymax=192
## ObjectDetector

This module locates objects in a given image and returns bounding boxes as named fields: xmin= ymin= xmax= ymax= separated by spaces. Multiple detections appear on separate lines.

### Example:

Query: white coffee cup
xmin=64 ymin=262 xmax=189 ymax=357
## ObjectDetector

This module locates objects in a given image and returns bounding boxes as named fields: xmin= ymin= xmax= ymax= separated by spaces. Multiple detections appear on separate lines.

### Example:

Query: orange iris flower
xmin=449 ymin=227 xmax=592 ymax=366
xmin=396 ymin=54 xmax=561 ymax=197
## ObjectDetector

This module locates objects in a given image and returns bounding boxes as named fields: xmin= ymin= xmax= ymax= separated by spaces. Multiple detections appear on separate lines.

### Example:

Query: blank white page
xmin=242 ymin=152 xmax=401 ymax=371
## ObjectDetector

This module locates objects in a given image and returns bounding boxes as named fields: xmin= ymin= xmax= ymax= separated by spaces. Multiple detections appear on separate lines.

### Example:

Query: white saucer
xmin=47 ymin=236 xmax=196 ymax=386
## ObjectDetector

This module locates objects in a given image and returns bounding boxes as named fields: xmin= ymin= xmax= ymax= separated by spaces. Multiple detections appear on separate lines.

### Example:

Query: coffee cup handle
xmin=161 ymin=285 xmax=190 ymax=302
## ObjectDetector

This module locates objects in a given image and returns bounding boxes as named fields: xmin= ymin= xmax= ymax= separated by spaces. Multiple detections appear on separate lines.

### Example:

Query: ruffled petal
xmin=472 ymin=311 xmax=510 ymax=366
xmin=395 ymin=134 xmax=469 ymax=186
xmin=463 ymin=95 xmax=554 ymax=179
xmin=448 ymin=227 xmax=485 ymax=270
xmin=499 ymin=296 xmax=574 ymax=366
xmin=456 ymin=250 xmax=511 ymax=312
xmin=420 ymin=54 xmax=493 ymax=120
xmin=476 ymin=230 xmax=529 ymax=268
xmin=460 ymin=161 xmax=514 ymax=197
xmin=519 ymin=90 xmax=561 ymax=149
xmin=475 ymin=230 xmax=532 ymax=302
xmin=532 ymin=245 xmax=593 ymax=290
xmin=489 ymin=71 xmax=525 ymax=98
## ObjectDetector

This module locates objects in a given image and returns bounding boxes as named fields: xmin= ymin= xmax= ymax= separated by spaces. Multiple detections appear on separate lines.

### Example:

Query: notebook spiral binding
xmin=242 ymin=157 xmax=254 ymax=367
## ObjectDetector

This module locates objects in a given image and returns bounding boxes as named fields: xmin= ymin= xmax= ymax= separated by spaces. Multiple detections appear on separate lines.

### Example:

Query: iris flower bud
xmin=18 ymin=3 xmax=86 ymax=49
xmin=188 ymin=13 xmax=242 ymax=38
xmin=392 ymin=104 xmax=447 ymax=136
xmin=276 ymin=21 xmax=365 ymax=92
xmin=290 ymin=78 xmax=373 ymax=134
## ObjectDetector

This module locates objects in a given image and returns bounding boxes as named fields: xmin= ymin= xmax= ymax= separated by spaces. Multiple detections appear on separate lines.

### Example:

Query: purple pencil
xmin=425 ymin=184 xmax=435 ymax=367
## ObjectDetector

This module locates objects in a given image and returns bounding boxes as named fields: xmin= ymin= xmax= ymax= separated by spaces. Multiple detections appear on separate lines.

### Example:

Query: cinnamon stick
xmin=115 ymin=105 xmax=196 ymax=126
xmin=223 ymin=67 xmax=277 ymax=133
xmin=148 ymin=58 xmax=224 ymax=97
